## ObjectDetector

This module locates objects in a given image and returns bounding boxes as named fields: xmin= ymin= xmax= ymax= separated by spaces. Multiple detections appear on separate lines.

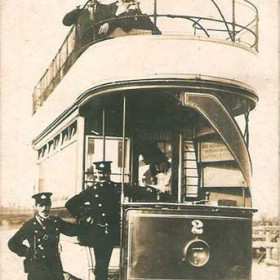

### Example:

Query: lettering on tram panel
xmin=200 ymin=142 xmax=234 ymax=162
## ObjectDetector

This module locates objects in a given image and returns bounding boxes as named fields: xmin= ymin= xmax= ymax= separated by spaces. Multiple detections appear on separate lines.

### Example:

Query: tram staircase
xmin=183 ymin=140 xmax=199 ymax=199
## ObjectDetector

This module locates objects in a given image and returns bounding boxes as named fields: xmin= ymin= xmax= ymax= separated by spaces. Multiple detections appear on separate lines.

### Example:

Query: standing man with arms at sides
xmin=65 ymin=161 xmax=122 ymax=280
xmin=8 ymin=192 xmax=82 ymax=280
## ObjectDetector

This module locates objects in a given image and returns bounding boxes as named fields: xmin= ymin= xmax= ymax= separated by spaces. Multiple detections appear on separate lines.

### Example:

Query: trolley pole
xmin=232 ymin=0 xmax=236 ymax=42
xmin=153 ymin=0 xmax=157 ymax=34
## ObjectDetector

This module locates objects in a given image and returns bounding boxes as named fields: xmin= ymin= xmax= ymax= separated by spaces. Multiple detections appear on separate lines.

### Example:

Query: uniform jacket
xmin=8 ymin=215 xmax=80 ymax=277
xmin=66 ymin=181 xmax=121 ymax=223
xmin=65 ymin=180 xmax=157 ymax=246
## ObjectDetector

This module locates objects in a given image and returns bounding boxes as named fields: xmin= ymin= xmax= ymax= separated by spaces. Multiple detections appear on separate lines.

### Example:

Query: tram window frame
xmin=84 ymin=135 xmax=130 ymax=184
xmin=198 ymin=139 xmax=246 ymax=188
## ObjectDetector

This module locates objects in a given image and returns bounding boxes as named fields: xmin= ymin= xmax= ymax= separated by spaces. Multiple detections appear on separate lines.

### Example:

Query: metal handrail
xmin=32 ymin=0 xmax=259 ymax=114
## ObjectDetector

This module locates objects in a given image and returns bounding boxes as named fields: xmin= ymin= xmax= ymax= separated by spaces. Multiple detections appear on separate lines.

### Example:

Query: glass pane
xmin=184 ymin=160 xmax=197 ymax=169
xmin=203 ymin=166 xmax=245 ymax=187
xmin=185 ymin=151 xmax=196 ymax=160
xmin=85 ymin=136 xmax=130 ymax=183
xmin=184 ymin=168 xmax=198 ymax=177
xmin=186 ymin=177 xmax=199 ymax=186
xmin=186 ymin=186 xmax=198 ymax=197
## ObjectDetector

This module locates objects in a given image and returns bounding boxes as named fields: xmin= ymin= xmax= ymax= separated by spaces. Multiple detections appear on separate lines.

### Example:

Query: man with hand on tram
xmin=65 ymin=160 xmax=157 ymax=280
xmin=8 ymin=192 xmax=82 ymax=280
xmin=65 ymin=161 xmax=124 ymax=280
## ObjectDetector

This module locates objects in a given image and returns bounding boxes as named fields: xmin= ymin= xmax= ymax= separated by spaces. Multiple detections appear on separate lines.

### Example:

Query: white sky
xmin=0 ymin=0 xmax=279 ymax=218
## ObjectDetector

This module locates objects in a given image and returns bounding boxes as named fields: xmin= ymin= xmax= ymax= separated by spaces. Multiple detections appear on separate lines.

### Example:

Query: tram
xmin=31 ymin=0 xmax=259 ymax=279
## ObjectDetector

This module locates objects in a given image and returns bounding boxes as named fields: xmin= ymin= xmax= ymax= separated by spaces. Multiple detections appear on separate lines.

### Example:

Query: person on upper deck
xmin=62 ymin=0 xmax=160 ymax=40
xmin=87 ymin=0 xmax=140 ymax=36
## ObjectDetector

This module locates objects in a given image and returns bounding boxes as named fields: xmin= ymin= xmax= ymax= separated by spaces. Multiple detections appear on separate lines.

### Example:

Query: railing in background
xmin=32 ymin=0 xmax=259 ymax=114
xmin=253 ymin=225 xmax=280 ymax=266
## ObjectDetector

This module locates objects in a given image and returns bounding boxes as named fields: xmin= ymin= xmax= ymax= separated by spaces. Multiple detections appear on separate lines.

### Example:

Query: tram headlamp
xmin=183 ymin=239 xmax=210 ymax=267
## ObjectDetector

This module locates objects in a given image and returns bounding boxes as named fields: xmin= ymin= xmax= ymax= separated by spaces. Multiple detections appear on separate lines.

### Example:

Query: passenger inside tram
xmin=138 ymin=141 xmax=173 ymax=201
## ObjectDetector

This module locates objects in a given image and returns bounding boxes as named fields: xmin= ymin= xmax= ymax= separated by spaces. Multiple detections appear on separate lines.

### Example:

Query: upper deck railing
xmin=32 ymin=0 xmax=258 ymax=114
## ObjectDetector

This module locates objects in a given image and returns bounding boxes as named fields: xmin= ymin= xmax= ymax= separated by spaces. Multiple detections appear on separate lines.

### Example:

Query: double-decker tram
xmin=31 ymin=0 xmax=259 ymax=279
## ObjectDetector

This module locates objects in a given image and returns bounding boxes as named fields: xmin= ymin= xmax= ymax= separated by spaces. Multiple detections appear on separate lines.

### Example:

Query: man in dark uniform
xmin=8 ymin=192 xmax=81 ymax=280
xmin=65 ymin=161 xmax=157 ymax=280
xmin=65 ymin=161 xmax=122 ymax=280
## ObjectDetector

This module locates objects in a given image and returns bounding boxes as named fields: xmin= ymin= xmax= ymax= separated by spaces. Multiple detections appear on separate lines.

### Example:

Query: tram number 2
xmin=191 ymin=220 xmax=204 ymax=235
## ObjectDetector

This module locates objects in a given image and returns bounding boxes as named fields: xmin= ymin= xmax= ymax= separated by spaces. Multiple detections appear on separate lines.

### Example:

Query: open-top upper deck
xmin=32 ymin=0 xmax=258 ymax=114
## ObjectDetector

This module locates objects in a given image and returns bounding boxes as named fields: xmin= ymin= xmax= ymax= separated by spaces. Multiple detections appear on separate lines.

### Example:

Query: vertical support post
xmin=255 ymin=12 xmax=259 ymax=51
xmin=232 ymin=0 xmax=236 ymax=42
xmin=153 ymin=0 xmax=157 ymax=34
xmin=265 ymin=231 xmax=271 ymax=264
xmin=178 ymin=132 xmax=183 ymax=203
xmin=34 ymin=148 xmax=41 ymax=195
xmin=121 ymin=95 xmax=127 ymax=206
xmin=102 ymin=108 xmax=106 ymax=161
xmin=242 ymin=187 xmax=246 ymax=207
xmin=120 ymin=94 xmax=127 ymax=279
xmin=76 ymin=116 xmax=85 ymax=192
xmin=245 ymin=110 xmax=250 ymax=148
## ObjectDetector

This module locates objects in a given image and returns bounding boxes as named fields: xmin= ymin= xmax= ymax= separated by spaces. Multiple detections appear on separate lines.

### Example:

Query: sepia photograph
xmin=0 ymin=0 xmax=279 ymax=279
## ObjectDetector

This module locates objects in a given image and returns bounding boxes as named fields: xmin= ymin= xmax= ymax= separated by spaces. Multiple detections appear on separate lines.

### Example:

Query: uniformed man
xmin=65 ymin=161 xmax=158 ymax=280
xmin=65 ymin=161 xmax=122 ymax=280
xmin=8 ymin=192 xmax=81 ymax=280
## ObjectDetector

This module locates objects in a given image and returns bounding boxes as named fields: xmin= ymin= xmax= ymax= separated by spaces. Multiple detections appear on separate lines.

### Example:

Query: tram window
xmin=184 ymin=160 xmax=197 ymax=169
xmin=138 ymin=141 xmax=172 ymax=195
xmin=48 ymin=140 xmax=54 ymax=153
xmin=85 ymin=136 xmax=130 ymax=184
xmin=54 ymin=135 xmax=60 ymax=150
xmin=42 ymin=145 xmax=47 ymax=158
xmin=202 ymin=165 xmax=245 ymax=187
xmin=61 ymin=128 xmax=69 ymax=145
xmin=186 ymin=177 xmax=199 ymax=186
xmin=38 ymin=148 xmax=42 ymax=159
xmin=186 ymin=186 xmax=199 ymax=197
xmin=69 ymin=121 xmax=77 ymax=139
xmin=199 ymin=140 xmax=245 ymax=187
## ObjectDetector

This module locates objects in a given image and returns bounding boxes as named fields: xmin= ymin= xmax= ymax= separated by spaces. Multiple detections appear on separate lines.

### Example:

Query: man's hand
xmin=98 ymin=23 xmax=110 ymax=36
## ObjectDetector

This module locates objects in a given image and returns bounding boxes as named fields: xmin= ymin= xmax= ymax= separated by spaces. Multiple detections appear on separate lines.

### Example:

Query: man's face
xmin=94 ymin=170 xmax=111 ymax=182
xmin=36 ymin=202 xmax=51 ymax=219
xmin=86 ymin=174 xmax=94 ymax=187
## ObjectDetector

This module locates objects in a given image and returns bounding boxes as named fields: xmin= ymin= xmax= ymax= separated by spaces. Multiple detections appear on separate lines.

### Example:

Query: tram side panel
xmin=34 ymin=120 xmax=81 ymax=207
xmin=124 ymin=208 xmax=252 ymax=280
